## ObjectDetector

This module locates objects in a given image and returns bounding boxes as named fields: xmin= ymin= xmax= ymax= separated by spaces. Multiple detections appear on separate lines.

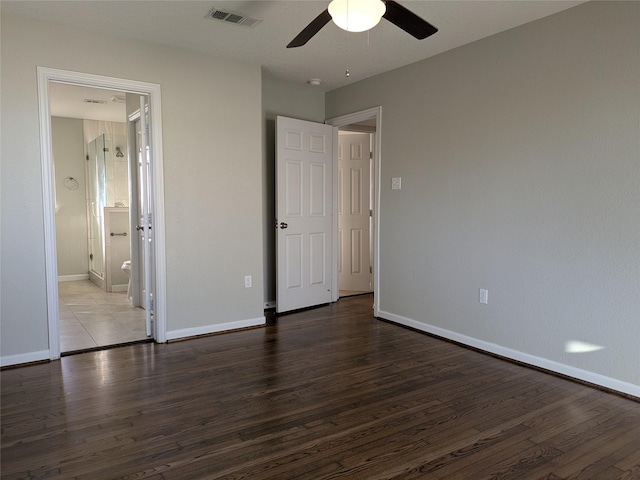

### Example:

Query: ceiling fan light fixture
xmin=328 ymin=0 xmax=386 ymax=33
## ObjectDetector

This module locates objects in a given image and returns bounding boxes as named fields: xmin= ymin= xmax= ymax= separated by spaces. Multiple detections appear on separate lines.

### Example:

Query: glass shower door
xmin=87 ymin=135 xmax=107 ymax=279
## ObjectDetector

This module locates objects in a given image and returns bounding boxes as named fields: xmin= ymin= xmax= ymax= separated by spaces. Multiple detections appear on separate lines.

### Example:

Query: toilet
xmin=121 ymin=260 xmax=132 ymax=299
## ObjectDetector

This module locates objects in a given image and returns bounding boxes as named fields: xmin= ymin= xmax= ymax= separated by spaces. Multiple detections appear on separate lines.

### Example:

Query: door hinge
xmin=369 ymin=151 xmax=373 ymax=159
xmin=370 ymin=209 xmax=373 ymax=217
xmin=370 ymin=266 xmax=373 ymax=274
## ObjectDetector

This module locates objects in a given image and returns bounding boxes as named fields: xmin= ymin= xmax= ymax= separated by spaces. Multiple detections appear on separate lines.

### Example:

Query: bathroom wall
xmin=83 ymin=120 xmax=128 ymax=207
xmin=104 ymin=207 xmax=130 ymax=291
xmin=104 ymin=134 xmax=129 ymax=208
xmin=52 ymin=116 xmax=88 ymax=277
xmin=52 ymin=117 xmax=129 ymax=281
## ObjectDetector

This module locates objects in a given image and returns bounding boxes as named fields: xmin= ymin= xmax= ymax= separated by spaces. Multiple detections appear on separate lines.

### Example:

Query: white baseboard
xmin=165 ymin=316 xmax=266 ymax=341
xmin=378 ymin=310 xmax=640 ymax=398
xmin=4 ymin=317 xmax=266 ymax=367
xmin=89 ymin=271 xmax=104 ymax=289
xmin=1 ymin=350 xmax=50 ymax=367
xmin=111 ymin=284 xmax=128 ymax=293
xmin=58 ymin=274 xmax=89 ymax=282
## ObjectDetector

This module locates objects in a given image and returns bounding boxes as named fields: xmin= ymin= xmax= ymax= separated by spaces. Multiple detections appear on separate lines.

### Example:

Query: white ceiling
xmin=49 ymin=83 xmax=128 ymax=122
xmin=5 ymin=0 xmax=585 ymax=118
xmin=4 ymin=0 xmax=585 ymax=91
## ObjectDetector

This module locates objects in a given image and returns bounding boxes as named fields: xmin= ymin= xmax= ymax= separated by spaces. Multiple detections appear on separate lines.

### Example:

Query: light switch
xmin=479 ymin=289 xmax=488 ymax=305
xmin=391 ymin=177 xmax=402 ymax=190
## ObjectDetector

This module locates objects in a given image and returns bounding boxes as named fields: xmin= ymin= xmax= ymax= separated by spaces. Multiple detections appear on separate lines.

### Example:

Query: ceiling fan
xmin=287 ymin=0 xmax=438 ymax=48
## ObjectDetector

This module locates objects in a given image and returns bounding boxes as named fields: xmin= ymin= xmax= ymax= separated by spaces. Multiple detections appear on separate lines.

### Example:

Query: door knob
xmin=279 ymin=222 xmax=288 ymax=229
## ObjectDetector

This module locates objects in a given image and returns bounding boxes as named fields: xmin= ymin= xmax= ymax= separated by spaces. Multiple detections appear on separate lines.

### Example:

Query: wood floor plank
xmin=541 ymin=422 xmax=640 ymax=480
xmin=387 ymin=427 xmax=535 ymax=480
xmin=2 ymin=294 xmax=639 ymax=479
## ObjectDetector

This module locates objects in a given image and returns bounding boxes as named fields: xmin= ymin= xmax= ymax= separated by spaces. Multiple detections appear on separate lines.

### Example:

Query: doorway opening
xmin=337 ymin=129 xmax=375 ymax=299
xmin=327 ymin=107 xmax=381 ymax=316
xmin=37 ymin=67 xmax=167 ymax=359
xmin=50 ymin=84 xmax=146 ymax=352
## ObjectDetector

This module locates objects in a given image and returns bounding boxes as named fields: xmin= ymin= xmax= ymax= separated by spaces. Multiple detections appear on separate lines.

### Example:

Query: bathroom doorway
xmin=38 ymin=67 xmax=167 ymax=358
xmin=50 ymin=83 xmax=146 ymax=352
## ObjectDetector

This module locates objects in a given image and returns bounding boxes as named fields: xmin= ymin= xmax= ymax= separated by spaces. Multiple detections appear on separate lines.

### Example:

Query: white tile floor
xmin=58 ymin=280 xmax=148 ymax=353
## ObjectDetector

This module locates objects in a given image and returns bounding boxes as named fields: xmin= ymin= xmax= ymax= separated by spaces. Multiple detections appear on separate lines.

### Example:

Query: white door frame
xmin=37 ymin=67 xmax=167 ymax=359
xmin=326 ymin=106 xmax=381 ymax=316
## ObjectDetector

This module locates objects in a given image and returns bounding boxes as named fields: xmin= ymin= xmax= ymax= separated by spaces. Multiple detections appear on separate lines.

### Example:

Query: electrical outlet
xmin=479 ymin=289 xmax=488 ymax=305
xmin=244 ymin=275 xmax=252 ymax=288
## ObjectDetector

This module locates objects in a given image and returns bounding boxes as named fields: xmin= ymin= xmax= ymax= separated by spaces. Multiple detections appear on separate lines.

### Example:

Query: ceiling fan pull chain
xmin=345 ymin=30 xmax=350 ymax=77
xmin=346 ymin=0 xmax=350 ymax=31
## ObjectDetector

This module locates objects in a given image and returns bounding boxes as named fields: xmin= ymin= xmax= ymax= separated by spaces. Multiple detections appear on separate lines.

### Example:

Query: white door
xmin=129 ymin=116 xmax=143 ymax=308
xmin=132 ymin=96 xmax=154 ymax=337
xmin=338 ymin=132 xmax=372 ymax=293
xmin=276 ymin=116 xmax=335 ymax=313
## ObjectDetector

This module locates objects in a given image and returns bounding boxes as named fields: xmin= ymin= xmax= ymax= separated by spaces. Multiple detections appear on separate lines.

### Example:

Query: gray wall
xmin=326 ymin=1 xmax=640 ymax=389
xmin=262 ymin=74 xmax=325 ymax=306
xmin=52 ymin=116 xmax=88 ymax=277
xmin=1 ymin=14 xmax=264 ymax=360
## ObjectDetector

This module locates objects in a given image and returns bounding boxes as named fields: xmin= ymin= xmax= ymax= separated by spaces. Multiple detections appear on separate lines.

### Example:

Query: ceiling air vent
xmin=206 ymin=7 xmax=262 ymax=28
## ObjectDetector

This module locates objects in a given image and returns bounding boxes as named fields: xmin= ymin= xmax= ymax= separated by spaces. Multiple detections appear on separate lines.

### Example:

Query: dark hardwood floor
xmin=2 ymin=294 xmax=639 ymax=479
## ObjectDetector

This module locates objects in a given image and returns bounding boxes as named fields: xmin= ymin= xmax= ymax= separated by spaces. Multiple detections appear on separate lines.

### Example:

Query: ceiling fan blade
xmin=287 ymin=9 xmax=332 ymax=48
xmin=383 ymin=1 xmax=438 ymax=40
